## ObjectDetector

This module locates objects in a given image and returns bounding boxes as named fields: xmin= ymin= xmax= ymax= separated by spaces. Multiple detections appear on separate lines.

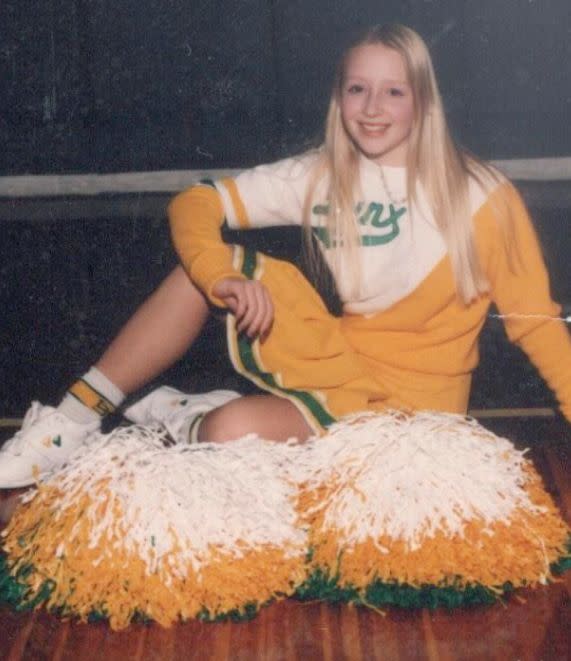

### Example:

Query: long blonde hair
xmin=303 ymin=23 xmax=499 ymax=305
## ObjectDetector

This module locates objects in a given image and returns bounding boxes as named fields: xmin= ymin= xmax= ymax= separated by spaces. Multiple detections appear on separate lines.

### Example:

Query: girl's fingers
xmin=259 ymin=288 xmax=274 ymax=338
xmin=240 ymin=284 xmax=273 ymax=338
xmin=244 ymin=283 xmax=266 ymax=336
xmin=254 ymin=286 xmax=273 ymax=338
xmin=233 ymin=284 xmax=250 ymax=326
xmin=241 ymin=283 xmax=268 ymax=337
xmin=236 ymin=283 xmax=257 ymax=334
xmin=214 ymin=278 xmax=274 ymax=339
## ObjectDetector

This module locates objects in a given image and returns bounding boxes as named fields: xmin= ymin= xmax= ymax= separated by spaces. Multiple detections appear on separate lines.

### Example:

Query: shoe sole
xmin=0 ymin=475 xmax=46 ymax=489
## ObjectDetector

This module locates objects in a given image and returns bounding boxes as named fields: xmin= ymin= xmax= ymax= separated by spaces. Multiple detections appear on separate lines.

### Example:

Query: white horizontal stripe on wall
xmin=0 ymin=157 xmax=570 ymax=198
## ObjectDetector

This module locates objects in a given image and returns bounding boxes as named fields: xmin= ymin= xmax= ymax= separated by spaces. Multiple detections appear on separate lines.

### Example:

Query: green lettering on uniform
xmin=313 ymin=226 xmax=332 ymax=248
xmin=312 ymin=201 xmax=406 ymax=248
xmin=359 ymin=203 xmax=406 ymax=244
xmin=361 ymin=234 xmax=400 ymax=246
xmin=312 ymin=204 xmax=329 ymax=216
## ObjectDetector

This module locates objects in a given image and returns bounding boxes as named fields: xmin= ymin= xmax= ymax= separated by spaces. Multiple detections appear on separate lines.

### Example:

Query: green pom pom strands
xmin=1 ymin=412 xmax=569 ymax=629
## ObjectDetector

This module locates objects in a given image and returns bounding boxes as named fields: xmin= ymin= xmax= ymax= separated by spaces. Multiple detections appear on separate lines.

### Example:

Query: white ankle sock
xmin=58 ymin=367 xmax=126 ymax=424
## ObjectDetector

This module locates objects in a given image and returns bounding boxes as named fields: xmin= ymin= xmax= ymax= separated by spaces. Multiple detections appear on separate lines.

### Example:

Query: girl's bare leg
xmin=0 ymin=266 xmax=213 ymax=492
xmin=199 ymin=394 xmax=313 ymax=443
xmin=95 ymin=265 xmax=210 ymax=395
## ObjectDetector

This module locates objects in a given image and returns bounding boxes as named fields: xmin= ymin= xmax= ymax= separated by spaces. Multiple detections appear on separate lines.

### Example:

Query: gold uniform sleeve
xmin=483 ymin=183 xmax=571 ymax=421
xmin=168 ymin=185 xmax=245 ymax=307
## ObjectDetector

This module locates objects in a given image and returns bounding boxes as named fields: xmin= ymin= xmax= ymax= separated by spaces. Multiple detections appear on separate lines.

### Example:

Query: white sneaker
xmin=123 ymin=386 xmax=241 ymax=444
xmin=0 ymin=402 xmax=100 ymax=488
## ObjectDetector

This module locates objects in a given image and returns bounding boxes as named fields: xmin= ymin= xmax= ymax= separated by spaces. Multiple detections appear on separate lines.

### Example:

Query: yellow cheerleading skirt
xmin=225 ymin=246 xmax=472 ymax=433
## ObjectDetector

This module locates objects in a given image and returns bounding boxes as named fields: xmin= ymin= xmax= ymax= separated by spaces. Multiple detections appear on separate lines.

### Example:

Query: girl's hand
xmin=212 ymin=277 xmax=274 ymax=339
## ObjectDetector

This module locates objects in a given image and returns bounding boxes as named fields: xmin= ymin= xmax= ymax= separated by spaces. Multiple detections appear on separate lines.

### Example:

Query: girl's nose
xmin=364 ymin=90 xmax=383 ymax=116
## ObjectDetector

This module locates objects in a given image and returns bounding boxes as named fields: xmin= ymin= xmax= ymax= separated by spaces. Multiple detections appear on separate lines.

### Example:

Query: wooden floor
xmin=0 ymin=416 xmax=570 ymax=661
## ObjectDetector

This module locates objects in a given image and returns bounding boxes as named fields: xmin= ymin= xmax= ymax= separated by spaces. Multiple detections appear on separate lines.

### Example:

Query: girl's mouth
xmin=359 ymin=122 xmax=390 ymax=136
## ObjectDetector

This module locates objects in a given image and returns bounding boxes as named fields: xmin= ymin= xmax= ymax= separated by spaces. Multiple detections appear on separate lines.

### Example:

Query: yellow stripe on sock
xmin=69 ymin=380 xmax=116 ymax=417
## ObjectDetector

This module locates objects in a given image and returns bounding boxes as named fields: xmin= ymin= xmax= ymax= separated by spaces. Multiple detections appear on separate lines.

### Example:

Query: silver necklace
xmin=379 ymin=165 xmax=407 ymax=206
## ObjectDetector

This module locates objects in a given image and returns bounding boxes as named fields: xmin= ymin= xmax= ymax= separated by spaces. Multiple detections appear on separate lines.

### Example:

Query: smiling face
xmin=339 ymin=43 xmax=414 ymax=167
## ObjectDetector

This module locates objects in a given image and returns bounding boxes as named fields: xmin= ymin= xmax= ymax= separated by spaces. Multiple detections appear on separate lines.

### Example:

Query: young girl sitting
xmin=1 ymin=23 xmax=570 ymax=488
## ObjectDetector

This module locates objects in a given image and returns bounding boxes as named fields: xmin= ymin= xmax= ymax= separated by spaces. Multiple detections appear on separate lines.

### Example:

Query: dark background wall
xmin=1 ymin=0 xmax=570 ymax=174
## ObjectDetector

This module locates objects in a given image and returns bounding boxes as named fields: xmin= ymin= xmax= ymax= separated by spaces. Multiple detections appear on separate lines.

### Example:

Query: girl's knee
xmin=198 ymin=395 xmax=312 ymax=443
xmin=199 ymin=399 xmax=254 ymax=443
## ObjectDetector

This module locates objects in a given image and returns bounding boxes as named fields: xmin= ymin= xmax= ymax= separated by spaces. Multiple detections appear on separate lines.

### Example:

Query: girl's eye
xmin=346 ymin=84 xmax=365 ymax=94
xmin=388 ymin=87 xmax=406 ymax=97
